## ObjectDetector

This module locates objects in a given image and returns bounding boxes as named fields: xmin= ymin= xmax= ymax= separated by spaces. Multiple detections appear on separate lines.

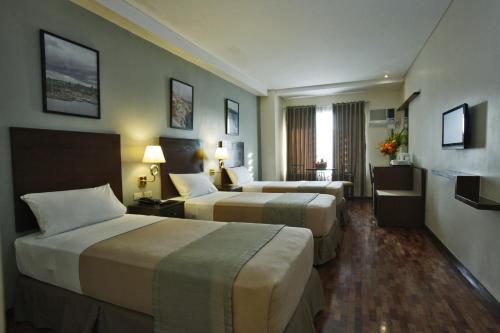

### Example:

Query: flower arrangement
xmin=314 ymin=159 xmax=327 ymax=169
xmin=379 ymin=128 xmax=408 ymax=158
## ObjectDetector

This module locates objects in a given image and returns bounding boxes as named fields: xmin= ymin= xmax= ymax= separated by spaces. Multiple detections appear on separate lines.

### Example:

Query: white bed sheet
xmin=15 ymin=214 xmax=164 ymax=294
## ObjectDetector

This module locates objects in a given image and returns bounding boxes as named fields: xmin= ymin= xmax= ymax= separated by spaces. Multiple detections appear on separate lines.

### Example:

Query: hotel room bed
xmin=178 ymin=191 xmax=335 ymax=237
xmin=236 ymin=179 xmax=346 ymax=223
xmin=15 ymin=214 xmax=323 ymax=333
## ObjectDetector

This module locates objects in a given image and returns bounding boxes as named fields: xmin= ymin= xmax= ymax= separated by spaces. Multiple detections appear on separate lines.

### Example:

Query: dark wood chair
xmin=373 ymin=166 xmax=426 ymax=228
xmin=287 ymin=164 xmax=305 ymax=181
xmin=369 ymin=163 xmax=375 ymax=211
xmin=339 ymin=164 xmax=354 ymax=198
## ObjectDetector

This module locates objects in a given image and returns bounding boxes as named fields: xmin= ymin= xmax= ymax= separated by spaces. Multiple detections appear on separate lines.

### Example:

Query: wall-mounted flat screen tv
xmin=442 ymin=103 xmax=469 ymax=149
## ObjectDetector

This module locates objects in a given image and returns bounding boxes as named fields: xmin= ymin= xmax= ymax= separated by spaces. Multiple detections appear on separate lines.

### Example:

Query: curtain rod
xmin=283 ymin=100 xmax=370 ymax=110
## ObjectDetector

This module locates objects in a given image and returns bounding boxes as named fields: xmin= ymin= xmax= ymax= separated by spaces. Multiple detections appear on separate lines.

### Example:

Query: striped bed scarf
xmin=153 ymin=222 xmax=285 ymax=333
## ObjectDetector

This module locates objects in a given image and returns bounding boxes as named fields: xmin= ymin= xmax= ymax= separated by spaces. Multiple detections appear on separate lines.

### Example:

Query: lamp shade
xmin=142 ymin=145 xmax=166 ymax=163
xmin=215 ymin=147 xmax=229 ymax=160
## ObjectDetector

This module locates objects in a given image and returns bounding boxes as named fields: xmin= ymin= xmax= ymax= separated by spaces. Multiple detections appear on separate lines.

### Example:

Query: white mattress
xmin=15 ymin=214 xmax=164 ymax=293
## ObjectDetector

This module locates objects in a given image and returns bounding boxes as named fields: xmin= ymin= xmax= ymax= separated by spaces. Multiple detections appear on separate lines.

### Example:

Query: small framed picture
xmin=225 ymin=99 xmax=239 ymax=135
xmin=40 ymin=30 xmax=100 ymax=119
xmin=170 ymin=78 xmax=194 ymax=130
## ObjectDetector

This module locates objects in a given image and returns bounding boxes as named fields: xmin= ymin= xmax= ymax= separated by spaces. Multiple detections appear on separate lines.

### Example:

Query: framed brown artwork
xmin=170 ymin=78 xmax=194 ymax=130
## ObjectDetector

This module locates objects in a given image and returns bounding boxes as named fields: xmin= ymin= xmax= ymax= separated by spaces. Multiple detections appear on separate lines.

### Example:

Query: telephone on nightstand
xmin=138 ymin=197 xmax=162 ymax=205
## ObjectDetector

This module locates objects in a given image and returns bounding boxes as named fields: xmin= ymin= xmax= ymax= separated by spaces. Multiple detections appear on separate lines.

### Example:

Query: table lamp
xmin=215 ymin=147 xmax=229 ymax=169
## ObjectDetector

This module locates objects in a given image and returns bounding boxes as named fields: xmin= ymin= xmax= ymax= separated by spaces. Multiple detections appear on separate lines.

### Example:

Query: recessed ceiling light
xmin=384 ymin=74 xmax=389 ymax=78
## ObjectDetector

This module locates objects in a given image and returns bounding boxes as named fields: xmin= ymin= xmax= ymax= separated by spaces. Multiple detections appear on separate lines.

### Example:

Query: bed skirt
xmin=14 ymin=269 xmax=325 ymax=333
xmin=313 ymin=217 xmax=344 ymax=265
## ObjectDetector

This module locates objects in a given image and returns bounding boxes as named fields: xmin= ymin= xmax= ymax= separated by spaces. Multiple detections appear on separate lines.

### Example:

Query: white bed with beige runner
xmin=16 ymin=214 xmax=322 ymax=333
xmin=223 ymin=167 xmax=347 ymax=223
xmin=178 ymin=191 xmax=335 ymax=238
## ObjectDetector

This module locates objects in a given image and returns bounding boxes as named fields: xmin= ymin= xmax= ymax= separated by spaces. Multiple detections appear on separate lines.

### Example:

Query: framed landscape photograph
xmin=170 ymin=78 xmax=194 ymax=130
xmin=225 ymin=99 xmax=239 ymax=135
xmin=40 ymin=30 xmax=100 ymax=119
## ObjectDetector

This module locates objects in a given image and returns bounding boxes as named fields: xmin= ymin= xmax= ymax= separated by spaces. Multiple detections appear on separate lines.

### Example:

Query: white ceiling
xmin=86 ymin=0 xmax=451 ymax=95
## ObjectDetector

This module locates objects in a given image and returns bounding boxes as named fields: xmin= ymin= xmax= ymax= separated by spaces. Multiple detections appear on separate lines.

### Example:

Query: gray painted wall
xmin=0 ymin=0 xmax=259 ymax=307
xmin=405 ymin=0 xmax=500 ymax=301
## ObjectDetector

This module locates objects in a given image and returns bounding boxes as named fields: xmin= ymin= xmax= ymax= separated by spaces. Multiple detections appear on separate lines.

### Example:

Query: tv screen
xmin=442 ymin=103 xmax=469 ymax=149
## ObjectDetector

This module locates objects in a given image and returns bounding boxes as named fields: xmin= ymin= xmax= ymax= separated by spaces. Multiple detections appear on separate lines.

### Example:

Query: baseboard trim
xmin=424 ymin=225 xmax=500 ymax=316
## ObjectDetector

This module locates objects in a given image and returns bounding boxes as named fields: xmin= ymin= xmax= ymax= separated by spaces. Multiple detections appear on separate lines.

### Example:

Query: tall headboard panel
xmin=220 ymin=140 xmax=244 ymax=185
xmin=10 ymin=127 xmax=123 ymax=232
xmin=159 ymin=137 xmax=203 ymax=198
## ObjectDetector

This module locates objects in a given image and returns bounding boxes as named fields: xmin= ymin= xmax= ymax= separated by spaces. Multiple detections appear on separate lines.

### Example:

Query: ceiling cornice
xmin=275 ymin=78 xmax=404 ymax=98
xmin=72 ymin=0 xmax=268 ymax=96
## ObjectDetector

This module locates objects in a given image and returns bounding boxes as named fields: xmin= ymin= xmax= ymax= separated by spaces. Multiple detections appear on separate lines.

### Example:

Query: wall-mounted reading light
xmin=139 ymin=145 xmax=166 ymax=187
xmin=215 ymin=147 xmax=229 ymax=169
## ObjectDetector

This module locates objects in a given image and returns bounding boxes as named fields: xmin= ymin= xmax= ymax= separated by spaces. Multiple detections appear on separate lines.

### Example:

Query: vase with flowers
xmin=379 ymin=128 xmax=408 ymax=163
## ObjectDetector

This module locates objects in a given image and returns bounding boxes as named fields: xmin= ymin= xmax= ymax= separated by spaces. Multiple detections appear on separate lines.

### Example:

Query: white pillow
xmin=225 ymin=166 xmax=253 ymax=185
xmin=169 ymin=173 xmax=218 ymax=198
xmin=21 ymin=184 xmax=126 ymax=238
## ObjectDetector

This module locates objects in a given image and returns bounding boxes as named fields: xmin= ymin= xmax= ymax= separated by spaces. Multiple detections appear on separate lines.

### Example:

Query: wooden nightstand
xmin=216 ymin=184 xmax=243 ymax=192
xmin=128 ymin=200 xmax=184 ymax=218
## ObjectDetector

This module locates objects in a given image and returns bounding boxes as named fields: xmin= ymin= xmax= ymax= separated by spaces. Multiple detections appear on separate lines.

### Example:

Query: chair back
xmin=369 ymin=163 xmax=374 ymax=184
xmin=287 ymin=163 xmax=305 ymax=181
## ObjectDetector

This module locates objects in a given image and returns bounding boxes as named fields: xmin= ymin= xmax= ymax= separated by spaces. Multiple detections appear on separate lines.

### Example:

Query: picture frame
xmin=225 ymin=99 xmax=239 ymax=135
xmin=40 ymin=30 xmax=100 ymax=119
xmin=170 ymin=78 xmax=194 ymax=130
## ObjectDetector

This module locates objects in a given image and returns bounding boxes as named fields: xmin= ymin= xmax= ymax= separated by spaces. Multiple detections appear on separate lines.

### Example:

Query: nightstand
xmin=216 ymin=184 xmax=243 ymax=192
xmin=128 ymin=200 xmax=184 ymax=218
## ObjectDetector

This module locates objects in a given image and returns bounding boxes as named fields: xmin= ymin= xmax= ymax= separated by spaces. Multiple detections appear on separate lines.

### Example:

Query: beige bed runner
xmin=153 ymin=222 xmax=284 ymax=333
xmin=262 ymin=193 xmax=319 ymax=227
xmin=79 ymin=218 xmax=313 ymax=333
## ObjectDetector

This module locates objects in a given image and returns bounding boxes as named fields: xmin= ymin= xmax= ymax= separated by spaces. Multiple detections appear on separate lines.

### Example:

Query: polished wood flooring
xmin=7 ymin=200 xmax=500 ymax=332
xmin=315 ymin=200 xmax=500 ymax=332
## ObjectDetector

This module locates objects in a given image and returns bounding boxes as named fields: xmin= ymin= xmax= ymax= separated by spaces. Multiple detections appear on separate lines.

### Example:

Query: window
xmin=315 ymin=105 xmax=333 ymax=168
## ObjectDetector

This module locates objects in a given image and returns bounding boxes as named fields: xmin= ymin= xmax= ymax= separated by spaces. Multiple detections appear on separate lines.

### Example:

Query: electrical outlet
xmin=143 ymin=191 xmax=153 ymax=198
xmin=133 ymin=192 xmax=143 ymax=201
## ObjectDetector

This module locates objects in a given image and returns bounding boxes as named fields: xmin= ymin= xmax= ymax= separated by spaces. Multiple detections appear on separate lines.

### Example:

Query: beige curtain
xmin=286 ymin=105 xmax=316 ymax=180
xmin=332 ymin=101 xmax=366 ymax=196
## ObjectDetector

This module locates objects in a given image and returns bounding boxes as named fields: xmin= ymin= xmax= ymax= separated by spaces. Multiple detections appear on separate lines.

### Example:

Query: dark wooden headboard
xmin=10 ymin=127 xmax=123 ymax=232
xmin=220 ymin=140 xmax=244 ymax=185
xmin=159 ymin=137 xmax=204 ymax=198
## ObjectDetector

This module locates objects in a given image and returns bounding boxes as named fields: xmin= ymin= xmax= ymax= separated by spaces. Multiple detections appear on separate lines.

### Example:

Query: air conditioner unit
xmin=369 ymin=108 xmax=395 ymax=127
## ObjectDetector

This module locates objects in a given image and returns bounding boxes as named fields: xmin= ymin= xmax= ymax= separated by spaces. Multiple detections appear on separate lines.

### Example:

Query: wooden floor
xmin=315 ymin=200 xmax=500 ymax=332
xmin=7 ymin=200 xmax=500 ymax=332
